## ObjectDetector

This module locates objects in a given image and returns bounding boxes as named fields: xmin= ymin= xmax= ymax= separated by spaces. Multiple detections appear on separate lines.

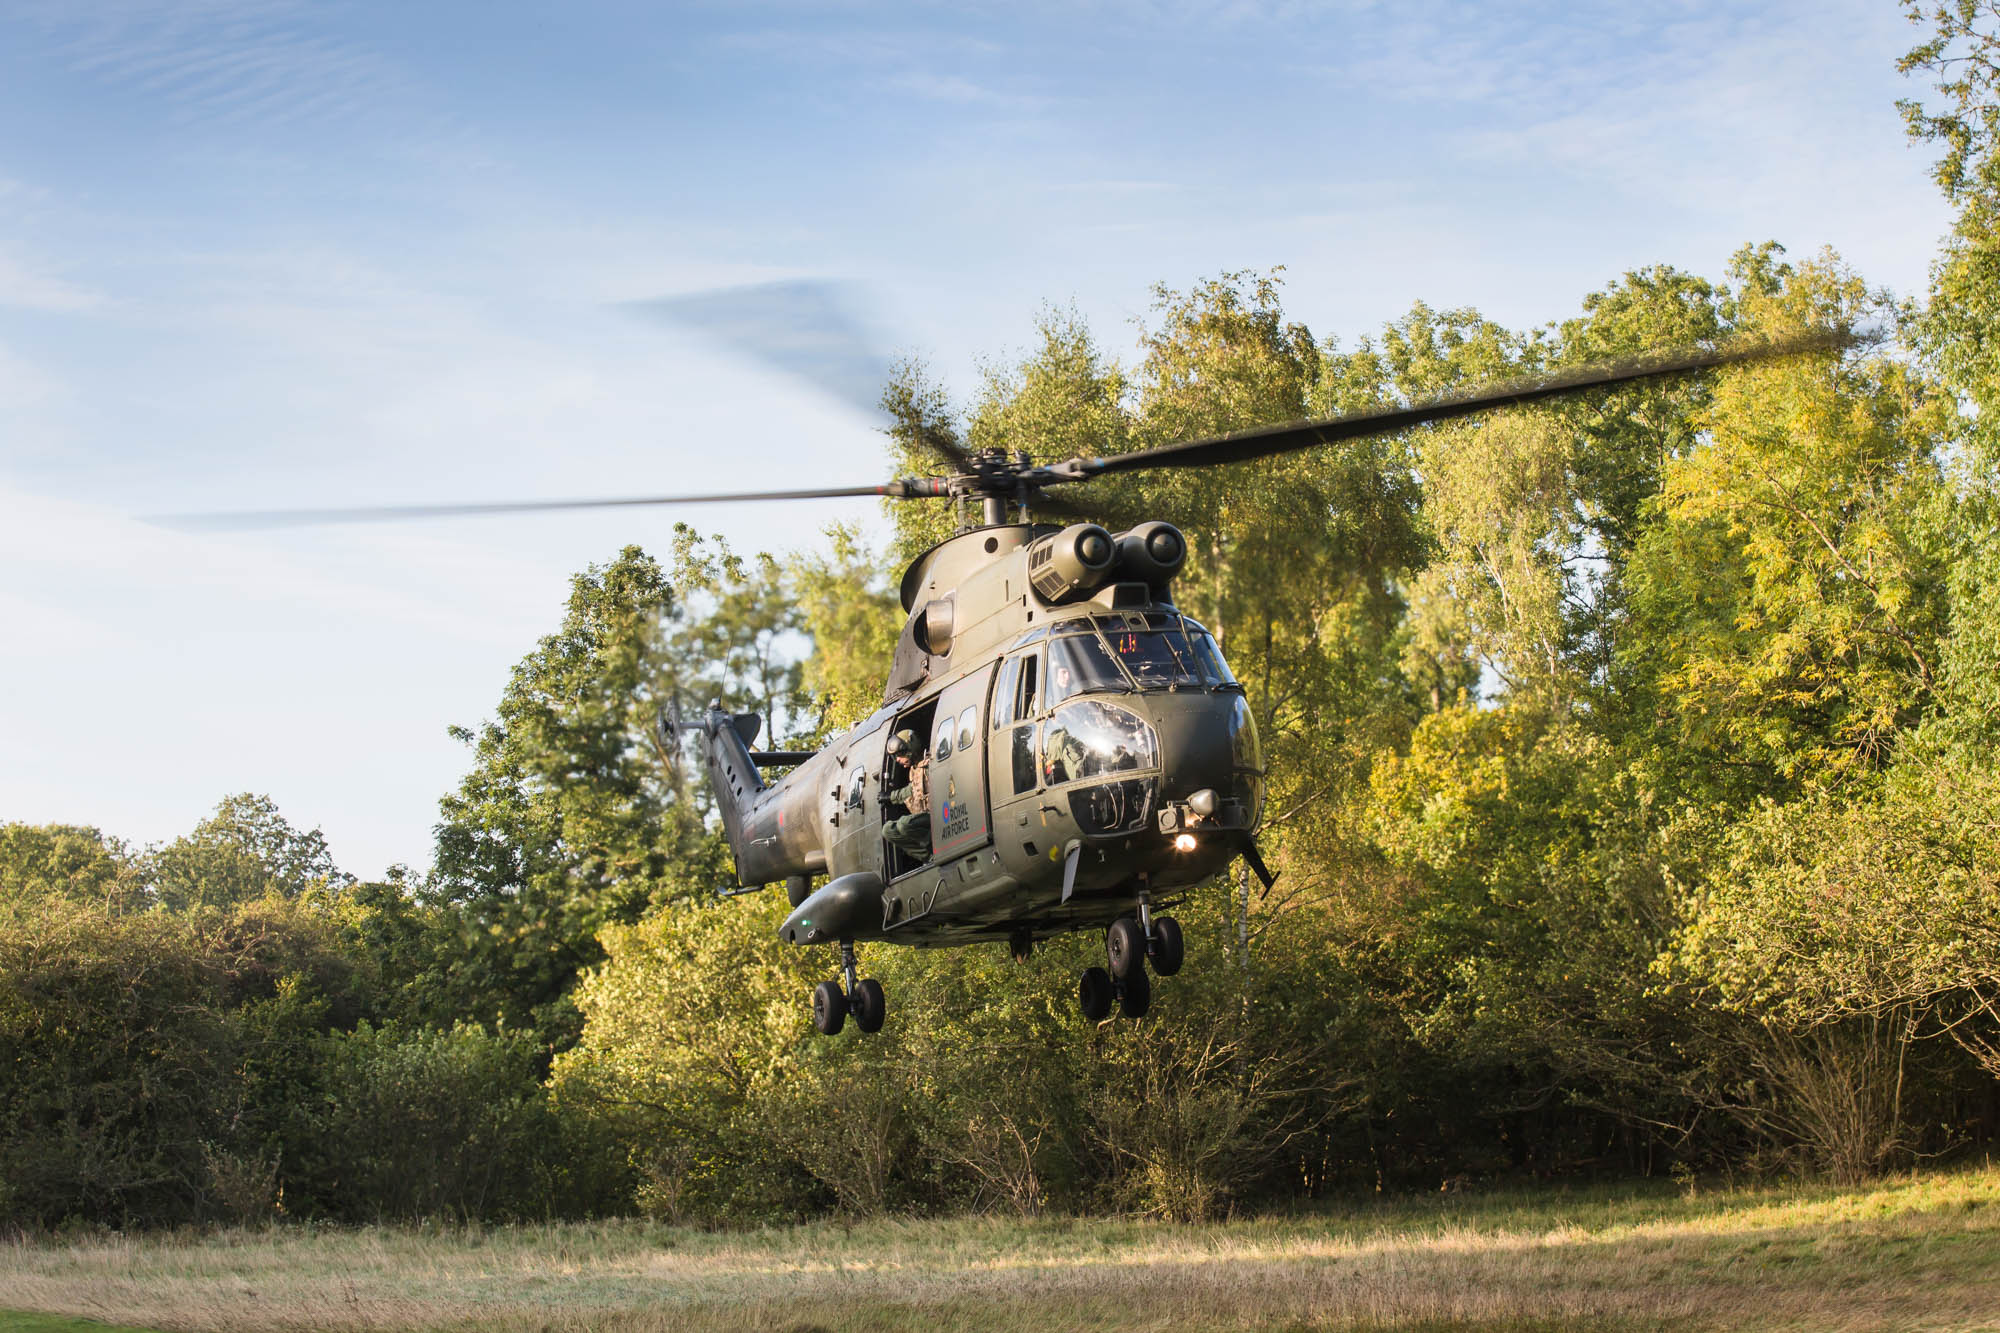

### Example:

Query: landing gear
xmin=1074 ymin=915 xmax=1162 ymax=1022
xmin=1073 ymin=896 xmax=1184 ymax=1023
xmin=1078 ymin=966 xmax=1114 ymax=1021
xmin=812 ymin=979 xmax=847 ymax=1035
xmin=851 ymin=977 xmax=886 ymax=1033
xmin=1119 ymin=964 xmax=1151 ymax=1018
xmin=1009 ymin=927 xmax=1035 ymax=963
xmin=810 ymin=939 xmax=887 ymax=1036
xmin=1106 ymin=917 xmax=1147 ymax=978
xmin=1148 ymin=914 xmax=1184 ymax=976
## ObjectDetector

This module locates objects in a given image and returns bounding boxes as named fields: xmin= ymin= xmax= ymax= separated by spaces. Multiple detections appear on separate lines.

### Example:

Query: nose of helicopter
xmin=1144 ymin=690 xmax=1262 ymax=815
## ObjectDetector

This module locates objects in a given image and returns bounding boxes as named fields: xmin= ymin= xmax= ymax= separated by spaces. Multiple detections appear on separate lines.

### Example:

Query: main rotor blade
xmin=155 ymin=482 xmax=934 ymax=531
xmin=626 ymin=279 xmax=974 ymax=476
xmin=627 ymin=280 xmax=894 ymax=421
xmin=1062 ymin=328 xmax=1855 ymax=481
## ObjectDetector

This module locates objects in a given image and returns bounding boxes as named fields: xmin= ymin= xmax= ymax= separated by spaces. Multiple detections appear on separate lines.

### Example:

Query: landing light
xmin=1172 ymin=833 xmax=1198 ymax=853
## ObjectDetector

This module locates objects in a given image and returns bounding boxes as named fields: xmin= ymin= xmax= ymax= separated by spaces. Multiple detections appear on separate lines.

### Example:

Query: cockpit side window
xmin=1014 ymin=650 xmax=1040 ymax=720
xmin=993 ymin=656 xmax=1020 ymax=729
xmin=1046 ymin=632 xmax=1128 ymax=706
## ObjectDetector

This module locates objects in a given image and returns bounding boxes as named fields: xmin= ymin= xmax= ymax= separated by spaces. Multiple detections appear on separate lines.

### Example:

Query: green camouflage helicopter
xmin=180 ymin=287 xmax=1843 ymax=1035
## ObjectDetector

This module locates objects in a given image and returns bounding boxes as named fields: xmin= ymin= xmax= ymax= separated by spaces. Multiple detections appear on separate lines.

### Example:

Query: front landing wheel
xmin=1078 ymin=966 xmax=1114 ymax=1021
xmin=851 ymin=978 xmax=887 ymax=1033
xmin=1107 ymin=917 xmax=1148 ymax=979
xmin=812 ymin=979 xmax=848 ymax=1035
xmin=1148 ymin=914 xmax=1185 ymax=976
xmin=1118 ymin=965 xmax=1152 ymax=1018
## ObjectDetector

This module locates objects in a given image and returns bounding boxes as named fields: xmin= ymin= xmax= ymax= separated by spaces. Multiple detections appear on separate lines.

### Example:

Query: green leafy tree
xmin=148 ymin=793 xmax=348 ymax=912
xmin=786 ymin=523 xmax=901 ymax=739
xmin=1624 ymin=249 xmax=1952 ymax=788
xmin=0 ymin=823 xmax=146 ymax=914
xmin=428 ymin=546 xmax=725 ymax=1043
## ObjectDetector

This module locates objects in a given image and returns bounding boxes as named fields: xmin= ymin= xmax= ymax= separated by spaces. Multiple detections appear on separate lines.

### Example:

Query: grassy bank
xmin=6 ymin=1164 xmax=2000 ymax=1332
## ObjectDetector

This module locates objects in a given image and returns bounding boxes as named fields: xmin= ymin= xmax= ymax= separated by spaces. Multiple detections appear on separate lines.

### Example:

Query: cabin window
xmin=956 ymin=706 xmax=978 ymax=752
xmin=847 ymin=766 xmax=866 ymax=809
xmin=934 ymin=719 xmax=954 ymax=762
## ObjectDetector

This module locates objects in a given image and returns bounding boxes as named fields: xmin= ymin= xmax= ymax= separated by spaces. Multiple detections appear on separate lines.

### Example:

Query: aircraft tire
xmin=1149 ymin=915 xmax=1185 ymax=976
xmin=1119 ymin=965 xmax=1152 ymax=1019
xmin=1078 ymin=966 xmax=1114 ymax=1021
xmin=1106 ymin=917 xmax=1147 ymax=979
xmin=852 ymin=978 xmax=887 ymax=1033
xmin=812 ymin=979 xmax=848 ymax=1035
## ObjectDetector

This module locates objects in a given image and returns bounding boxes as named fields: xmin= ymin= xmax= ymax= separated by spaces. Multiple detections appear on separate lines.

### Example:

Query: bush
xmin=0 ymin=900 xmax=234 ymax=1226
xmin=311 ymin=1022 xmax=624 ymax=1221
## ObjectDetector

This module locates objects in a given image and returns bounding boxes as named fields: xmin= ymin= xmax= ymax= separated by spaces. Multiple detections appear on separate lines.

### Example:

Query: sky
xmin=0 ymin=0 xmax=1957 ymax=877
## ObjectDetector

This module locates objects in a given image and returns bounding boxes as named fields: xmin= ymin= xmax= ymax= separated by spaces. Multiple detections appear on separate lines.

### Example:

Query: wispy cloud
xmin=0 ymin=247 xmax=102 ymax=311
xmin=883 ymin=70 xmax=1026 ymax=106
xmin=14 ymin=0 xmax=414 ymax=130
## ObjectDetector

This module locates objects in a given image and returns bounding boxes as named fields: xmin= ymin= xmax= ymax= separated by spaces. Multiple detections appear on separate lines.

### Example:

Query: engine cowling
xmin=1114 ymin=521 xmax=1186 ymax=588
xmin=1025 ymin=523 xmax=1116 ymax=605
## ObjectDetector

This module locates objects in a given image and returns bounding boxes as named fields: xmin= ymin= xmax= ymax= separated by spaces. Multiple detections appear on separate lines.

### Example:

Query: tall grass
xmin=5 ymin=1164 xmax=2000 ymax=1331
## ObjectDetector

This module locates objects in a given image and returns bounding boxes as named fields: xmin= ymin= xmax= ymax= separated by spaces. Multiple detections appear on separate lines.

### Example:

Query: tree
xmin=0 ymin=823 xmax=146 ymax=914
xmin=428 ymin=546 xmax=725 ymax=1043
xmin=786 ymin=523 xmax=901 ymax=740
xmin=1624 ymin=249 xmax=1952 ymax=788
xmin=147 ymin=793 xmax=348 ymax=912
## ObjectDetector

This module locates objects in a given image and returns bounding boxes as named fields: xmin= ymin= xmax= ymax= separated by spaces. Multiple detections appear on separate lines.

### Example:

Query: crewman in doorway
xmin=883 ymin=729 xmax=932 ymax=860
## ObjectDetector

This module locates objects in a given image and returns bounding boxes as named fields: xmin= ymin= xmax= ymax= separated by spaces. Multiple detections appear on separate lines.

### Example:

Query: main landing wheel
xmin=851 ymin=977 xmax=887 ymax=1034
xmin=1148 ymin=914 xmax=1185 ymax=976
xmin=1118 ymin=965 xmax=1152 ymax=1019
xmin=1106 ymin=917 xmax=1148 ymax=979
xmin=812 ymin=979 xmax=848 ymax=1035
xmin=1078 ymin=966 xmax=1114 ymax=1021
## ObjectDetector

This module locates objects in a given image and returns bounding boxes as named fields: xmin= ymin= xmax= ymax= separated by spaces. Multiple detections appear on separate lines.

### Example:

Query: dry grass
xmin=8 ymin=1164 xmax=2000 ymax=1331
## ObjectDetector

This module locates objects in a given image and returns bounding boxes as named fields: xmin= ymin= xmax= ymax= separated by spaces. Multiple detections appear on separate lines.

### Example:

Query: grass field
xmin=6 ymin=1164 xmax=2000 ymax=1332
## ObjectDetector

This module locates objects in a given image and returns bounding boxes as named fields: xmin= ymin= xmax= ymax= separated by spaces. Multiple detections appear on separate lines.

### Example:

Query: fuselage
xmin=708 ymin=522 xmax=1263 ymax=947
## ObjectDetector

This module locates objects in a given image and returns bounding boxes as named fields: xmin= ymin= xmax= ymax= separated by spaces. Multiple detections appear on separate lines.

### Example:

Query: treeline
xmin=7 ymin=3 xmax=2000 ymax=1228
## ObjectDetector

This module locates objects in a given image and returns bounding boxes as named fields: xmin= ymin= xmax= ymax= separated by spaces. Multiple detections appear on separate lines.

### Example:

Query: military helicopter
xmin=176 ymin=292 xmax=1845 ymax=1035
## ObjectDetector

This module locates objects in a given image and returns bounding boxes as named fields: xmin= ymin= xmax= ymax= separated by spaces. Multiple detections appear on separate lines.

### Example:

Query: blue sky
xmin=0 ymin=0 xmax=1954 ymax=874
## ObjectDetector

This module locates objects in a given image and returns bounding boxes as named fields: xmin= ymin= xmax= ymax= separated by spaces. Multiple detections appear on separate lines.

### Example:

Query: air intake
xmin=1025 ymin=523 xmax=1116 ymax=605
xmin=1114 ymin=521 xmax=1186 ymax=587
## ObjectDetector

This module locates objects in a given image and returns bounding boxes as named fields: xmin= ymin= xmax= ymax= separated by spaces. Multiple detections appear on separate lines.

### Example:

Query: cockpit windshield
xmin=1042 ymin=614 xmax=1238 ymax=693
xmin=1099 ymin=625 xmax=1202 ymax=689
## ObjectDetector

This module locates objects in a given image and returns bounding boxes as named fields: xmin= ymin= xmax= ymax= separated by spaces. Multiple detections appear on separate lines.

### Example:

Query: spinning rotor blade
xmin=156 ymin=480 xmax=946 ymax=531
xmin=1057 ymin=329 xmax=1855 ymax=482
xmin=627 ymin=281 xmax=892 ymax=421
xmin=628 ymin=279 xmax=973 ymax=475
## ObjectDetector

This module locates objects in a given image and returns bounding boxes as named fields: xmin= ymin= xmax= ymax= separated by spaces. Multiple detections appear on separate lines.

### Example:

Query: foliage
xmin=0 ymin=823 xmax=145 ymax=914
xmin=786 ymin=523 xmax=902 ymax=738
xmin=311 ymin=1021 xmax=620 ymax=1221
xmin=426 ymin=545 xmax=730 ymax=1044
xmin=148 ymin=794 xmax=350 ymax=912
